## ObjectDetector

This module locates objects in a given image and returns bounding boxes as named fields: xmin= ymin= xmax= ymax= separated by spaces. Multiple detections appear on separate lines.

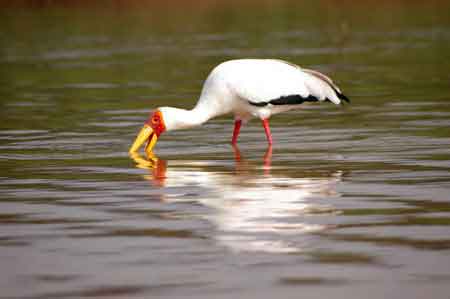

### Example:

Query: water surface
xmin=1 ymin=1 xmax=450 ymax=298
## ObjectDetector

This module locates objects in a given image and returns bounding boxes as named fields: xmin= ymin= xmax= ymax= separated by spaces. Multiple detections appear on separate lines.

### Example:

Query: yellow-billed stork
xmin=129 ymin=59 xmax=349 ymax=154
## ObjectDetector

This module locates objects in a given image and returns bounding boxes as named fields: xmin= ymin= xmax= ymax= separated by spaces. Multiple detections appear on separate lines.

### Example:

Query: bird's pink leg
xmin=263 ymin=145 xmax=272 ymax=167
xmin=231 ymin=119 xmax=242 ymax=145
xmin=262 ymin=118 xmax=273 ymax=145
xmin=231 ymin=144 xmax=242 ymax=162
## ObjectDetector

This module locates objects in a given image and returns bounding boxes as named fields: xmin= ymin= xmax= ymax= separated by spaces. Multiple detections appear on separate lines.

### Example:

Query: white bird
xmin=129 ymin=59 xmax=349 ymax=154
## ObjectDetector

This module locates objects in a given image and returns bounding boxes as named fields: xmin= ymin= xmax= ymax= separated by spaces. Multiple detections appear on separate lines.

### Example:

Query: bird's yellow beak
xmin=129 ymin=125 xmax=158 ymax=155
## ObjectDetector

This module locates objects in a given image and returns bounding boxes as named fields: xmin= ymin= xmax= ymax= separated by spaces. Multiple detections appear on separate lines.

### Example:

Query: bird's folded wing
xmin=227 ymin=60 xmax=344 ymax=106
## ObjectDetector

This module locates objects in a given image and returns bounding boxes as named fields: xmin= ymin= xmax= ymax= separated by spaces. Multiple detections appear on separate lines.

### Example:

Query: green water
xmin=1 ymin=2 xmax=450 ymax=298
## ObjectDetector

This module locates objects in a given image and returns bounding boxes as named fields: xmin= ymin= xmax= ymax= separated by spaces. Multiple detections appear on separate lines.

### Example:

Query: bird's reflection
xmin=130 ymin=148 xmax=341 ymax=253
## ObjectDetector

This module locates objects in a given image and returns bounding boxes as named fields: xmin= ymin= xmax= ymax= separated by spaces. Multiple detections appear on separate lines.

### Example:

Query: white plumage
xmin=193 ymin=59 xmax=347 ymax=119
xmin=130 ymin=59 xmax=349 ymax=153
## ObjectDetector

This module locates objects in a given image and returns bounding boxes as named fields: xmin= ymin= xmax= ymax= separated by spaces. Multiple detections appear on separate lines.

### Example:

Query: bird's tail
xmin=336 ymin=91 xmax=350 ymax=104
xmin=302 ymin=68 xmax=350 ymax=105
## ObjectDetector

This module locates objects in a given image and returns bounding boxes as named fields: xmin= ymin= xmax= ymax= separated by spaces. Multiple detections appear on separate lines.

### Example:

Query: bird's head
xmin=129 ymin=109 xmax=167 ymax=155
xmin=129 ymin=107 xmax=197 ymax=154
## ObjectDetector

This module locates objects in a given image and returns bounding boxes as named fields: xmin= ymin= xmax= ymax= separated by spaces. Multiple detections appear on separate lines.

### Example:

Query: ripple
xmin=278 ymin=276 xmax=349 ymax=286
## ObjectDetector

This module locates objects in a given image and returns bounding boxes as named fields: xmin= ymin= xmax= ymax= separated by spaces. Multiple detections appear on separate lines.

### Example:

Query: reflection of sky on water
xmin=132 ymin=152 xmax=342 ymax=253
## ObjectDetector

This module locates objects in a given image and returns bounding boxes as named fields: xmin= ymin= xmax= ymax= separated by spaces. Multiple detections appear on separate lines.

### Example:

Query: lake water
xmin=1 ymin=1 xmax=450 ymax=298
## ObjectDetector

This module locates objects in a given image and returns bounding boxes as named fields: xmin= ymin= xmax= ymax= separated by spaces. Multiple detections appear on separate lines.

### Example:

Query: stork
xmin=129 ymin=59 xmax=349 ymax=155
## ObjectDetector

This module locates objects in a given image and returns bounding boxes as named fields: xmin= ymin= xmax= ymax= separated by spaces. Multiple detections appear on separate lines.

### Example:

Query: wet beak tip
xmin=129 ymin=126 xmax=154 ymax=153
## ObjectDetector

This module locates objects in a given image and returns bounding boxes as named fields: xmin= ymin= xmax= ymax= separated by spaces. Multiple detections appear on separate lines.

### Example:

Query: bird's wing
xmin=226 ymin=59 xmax=349 ymax=106
xmin=301 ymin=67 xmax=349 ymax=103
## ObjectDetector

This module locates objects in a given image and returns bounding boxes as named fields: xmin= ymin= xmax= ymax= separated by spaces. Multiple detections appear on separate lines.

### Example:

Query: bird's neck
xmin=162 ymin=105 xmax=214 ymax=131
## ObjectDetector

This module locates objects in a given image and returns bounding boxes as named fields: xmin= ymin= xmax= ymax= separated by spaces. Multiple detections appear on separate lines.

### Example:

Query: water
xmin=1 ymin=2 xmax=450 ymax=298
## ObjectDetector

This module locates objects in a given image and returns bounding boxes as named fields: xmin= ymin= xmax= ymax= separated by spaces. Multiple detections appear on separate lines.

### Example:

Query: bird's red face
xmin=145 ymin=110 xmax=166 ymax=137
xmin=129 ymin=110 xmax=166 ymax=155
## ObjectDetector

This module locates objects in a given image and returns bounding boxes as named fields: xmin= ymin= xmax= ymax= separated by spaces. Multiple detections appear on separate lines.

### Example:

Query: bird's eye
xmin=152 ymin=116 xmax=159 ymax=123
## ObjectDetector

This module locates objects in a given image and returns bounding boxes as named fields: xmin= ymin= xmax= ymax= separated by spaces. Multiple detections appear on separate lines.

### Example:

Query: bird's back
xmin=195 ymin=59 xmax=348 ymax=120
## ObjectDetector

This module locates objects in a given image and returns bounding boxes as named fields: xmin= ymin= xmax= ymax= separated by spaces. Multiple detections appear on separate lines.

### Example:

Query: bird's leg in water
xmin=231 ymin=144 xmax=250 ymax=175
xmin=262 ymin=118 xmax=273 ymax=145
xmin=231 ymin=144 xmax=242 ymax=162
xmin=263 ymin=145 xmax=272 ymax=174
xmin=231 ymin=119 xmax=242 ymax=145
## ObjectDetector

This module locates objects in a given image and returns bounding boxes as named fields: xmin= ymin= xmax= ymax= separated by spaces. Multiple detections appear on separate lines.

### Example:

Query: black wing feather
xmin=248 ymin=94 xmax=320 ymax=107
